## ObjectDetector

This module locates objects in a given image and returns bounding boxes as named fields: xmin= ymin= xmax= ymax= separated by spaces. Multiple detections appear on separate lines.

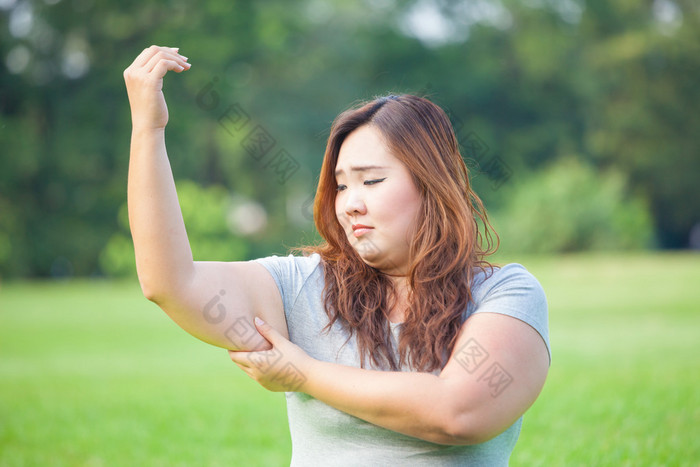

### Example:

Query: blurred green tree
xmin=491 ymin=157 xmax=654 ymax=254
xmin=0 ymin=0 xmax=697 ymax=278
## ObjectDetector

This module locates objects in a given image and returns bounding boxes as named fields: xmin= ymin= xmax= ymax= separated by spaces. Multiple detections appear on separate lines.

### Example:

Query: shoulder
xmin=253 ymin=253 xmax=323 ymax=295
xmin=469 ymin=263 xmax=550 ymax=360
xmin=252 ymin=253 xmax=324 ymax=314
xmin=471 ymin=263 xmax=546 ymax=304
xmin=254 ymin=252 xmax=322 ymax=277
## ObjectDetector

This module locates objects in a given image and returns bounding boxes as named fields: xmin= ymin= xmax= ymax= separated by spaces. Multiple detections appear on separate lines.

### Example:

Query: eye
xmin=364 ymin=178 xmax=387 ymax=186
xmin=336 ymin=184 xmax=347 ymax=192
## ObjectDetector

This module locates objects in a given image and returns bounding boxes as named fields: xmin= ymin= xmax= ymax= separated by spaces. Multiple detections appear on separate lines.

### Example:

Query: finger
xmin=253 ymin=317 xmax=281 ymax=344
xmin=133 ymin=45 xmax=180 ymax=68
xmin=234 ymin=362 xmax=254 ymax=375
xmin=141 ymin=49 xmax=187 ymax=72
xmin=228 ymin=349 xmax=251 ymax=366
xmin=152 ymin=59 xmax=190 ymax=78
xmin=144 ymin=51 xmax=190 ymax=75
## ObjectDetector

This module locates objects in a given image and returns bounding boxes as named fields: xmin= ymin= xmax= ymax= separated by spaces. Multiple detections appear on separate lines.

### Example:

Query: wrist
xmin=131 ymin=125 xmax=166 ymax=136
xmin=297 ymin=356 xmax=321 ymax=395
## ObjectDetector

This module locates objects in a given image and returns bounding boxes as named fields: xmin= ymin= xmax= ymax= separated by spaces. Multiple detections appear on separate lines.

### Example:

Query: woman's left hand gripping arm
xmin=229 ymin=313 xmax=549 ymax=445
xmin=228 ymin=317 xmax=311 ymax=393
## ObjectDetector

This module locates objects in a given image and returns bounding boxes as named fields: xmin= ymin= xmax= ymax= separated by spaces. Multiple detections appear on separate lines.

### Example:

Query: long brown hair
xmin=299 ymin=94 xmax=498 ymax=372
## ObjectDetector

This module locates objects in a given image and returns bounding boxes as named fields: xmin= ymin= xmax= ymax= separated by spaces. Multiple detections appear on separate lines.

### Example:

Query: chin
xmin=356 ymin=251 xmax=380 ymax=266
xmin=358 ymin=253 xmax=397 ymax=274
xmin=350 ymin=237 xmax=380 ymax=258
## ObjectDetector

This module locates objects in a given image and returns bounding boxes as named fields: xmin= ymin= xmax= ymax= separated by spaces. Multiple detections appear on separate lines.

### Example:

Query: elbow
xmin=136 ymin=272 xmax=169 ymax=304
xmin=135 ymin=264 xmax=194 ymax=304
xmin=140 ymin=282 xmax=160 ymax=303
xmin=439 ymin=412 xmax=495 ymax=446
xmin=134 ymin=264 xmax=161 ymax=302
xmin=138 ymin=278 xmax=163 ymax=303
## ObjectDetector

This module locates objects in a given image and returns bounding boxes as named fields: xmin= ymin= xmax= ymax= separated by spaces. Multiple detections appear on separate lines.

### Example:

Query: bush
xmin=489 ymin=157 xmax=654 ymax=254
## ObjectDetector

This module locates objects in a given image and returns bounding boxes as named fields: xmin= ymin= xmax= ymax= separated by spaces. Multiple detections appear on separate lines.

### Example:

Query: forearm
xmin=234 ymin=308 xmax=547 ymax=446
xmin=122 ymin=47 xmax=274 ymax=351
xmin=302 ymin=360 xmax=469 ymax=444
xmin=127 ymin=127 xmax=194 ymax=300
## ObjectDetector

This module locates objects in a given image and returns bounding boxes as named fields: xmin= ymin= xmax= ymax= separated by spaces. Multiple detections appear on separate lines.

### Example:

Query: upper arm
xmin=153 ymin=260 xmax=286 ymax=351
xmin=438 ymin=312 xmax=550 ymax=444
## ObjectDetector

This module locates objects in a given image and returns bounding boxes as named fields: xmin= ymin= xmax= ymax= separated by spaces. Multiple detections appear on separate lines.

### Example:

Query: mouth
xmin=351 ymin=224 xmax=373 ymax=238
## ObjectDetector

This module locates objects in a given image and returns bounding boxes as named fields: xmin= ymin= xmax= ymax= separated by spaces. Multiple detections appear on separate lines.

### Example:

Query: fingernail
xmin=254 ymin=317 xmax=265 ymax=326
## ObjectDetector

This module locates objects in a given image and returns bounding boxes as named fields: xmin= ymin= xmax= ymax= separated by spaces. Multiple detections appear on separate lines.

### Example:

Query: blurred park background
xmin=1 ymin=0 xmax=699 ymax=465
xmin=1 ymin=0 xmax=699 ymax=278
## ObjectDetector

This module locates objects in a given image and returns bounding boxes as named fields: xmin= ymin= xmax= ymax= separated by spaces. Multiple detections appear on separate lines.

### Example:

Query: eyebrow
xmin=334 ymin=165 xmax=388 ymax=177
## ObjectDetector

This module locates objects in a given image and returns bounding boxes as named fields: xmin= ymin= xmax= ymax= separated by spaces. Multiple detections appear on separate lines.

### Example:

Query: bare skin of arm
xmin=124 ymin=46 xmax=287 ymax=350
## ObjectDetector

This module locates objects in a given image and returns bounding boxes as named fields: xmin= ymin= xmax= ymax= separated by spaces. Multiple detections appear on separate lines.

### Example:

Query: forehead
xmin=335 ymin=125 xmax=400 ymax=173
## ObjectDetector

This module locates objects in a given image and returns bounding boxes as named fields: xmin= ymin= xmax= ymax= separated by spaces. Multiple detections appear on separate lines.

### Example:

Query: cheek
xmin=381 ymin=186 xmax=421 ymax=233
xmin=392 ymin=183 xmax=421 ymax=213
xmin=334 ymin=199 xmax=349 ymax=230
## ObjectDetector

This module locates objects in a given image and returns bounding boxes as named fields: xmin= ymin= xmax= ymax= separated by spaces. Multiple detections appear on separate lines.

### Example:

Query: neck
xmin=386 ymin=274 xmax=410 ymax=323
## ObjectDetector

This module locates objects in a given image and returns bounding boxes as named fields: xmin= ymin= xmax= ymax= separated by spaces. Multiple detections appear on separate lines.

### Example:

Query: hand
xmin=228 ymin=318 xmax=312 ymax=392
xmin=123 ymin=45 xmax=191 ymax=130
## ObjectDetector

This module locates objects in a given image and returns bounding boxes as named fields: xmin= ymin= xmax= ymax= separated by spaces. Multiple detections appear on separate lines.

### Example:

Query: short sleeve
xmin=469 ymin=263 xmax=551 ymax=362
xmin=253 ymin=253 xmax=322 ymax=320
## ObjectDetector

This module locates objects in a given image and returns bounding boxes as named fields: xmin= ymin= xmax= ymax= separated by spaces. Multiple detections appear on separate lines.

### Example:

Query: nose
xmin=344 ymin=189 xmax=367 ymax=217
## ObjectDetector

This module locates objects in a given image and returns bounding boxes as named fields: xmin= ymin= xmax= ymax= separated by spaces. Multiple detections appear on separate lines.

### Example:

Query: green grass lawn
xmin=1 ymin=252 xmax=698 ymax=466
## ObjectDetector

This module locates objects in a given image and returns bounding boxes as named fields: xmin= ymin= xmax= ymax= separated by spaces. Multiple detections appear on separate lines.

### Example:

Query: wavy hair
xmin=299 ymin=94 xmax=498 ymax=372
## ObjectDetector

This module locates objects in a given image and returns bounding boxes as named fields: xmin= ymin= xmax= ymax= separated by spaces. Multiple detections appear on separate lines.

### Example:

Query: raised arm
xmin=123 ymin=46 xmax=286 ymax=350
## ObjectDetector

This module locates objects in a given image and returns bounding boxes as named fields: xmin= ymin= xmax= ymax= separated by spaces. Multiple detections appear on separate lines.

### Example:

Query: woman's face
xmin=334 ymin=125 xmax=422 ymax=275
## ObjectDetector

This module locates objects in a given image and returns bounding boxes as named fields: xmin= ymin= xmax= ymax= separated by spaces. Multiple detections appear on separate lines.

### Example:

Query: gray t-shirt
xmin=255 ymin=253 xmax=550 ymax=466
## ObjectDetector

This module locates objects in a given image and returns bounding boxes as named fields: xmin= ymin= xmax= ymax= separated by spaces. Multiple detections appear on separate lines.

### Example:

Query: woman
xmin=124 ymin=46 xmax=550 ymax=466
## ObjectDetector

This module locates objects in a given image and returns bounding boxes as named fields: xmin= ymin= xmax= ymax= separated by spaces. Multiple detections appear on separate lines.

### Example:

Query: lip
xmin=351 ymin=224 xmax=373 ymax=238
